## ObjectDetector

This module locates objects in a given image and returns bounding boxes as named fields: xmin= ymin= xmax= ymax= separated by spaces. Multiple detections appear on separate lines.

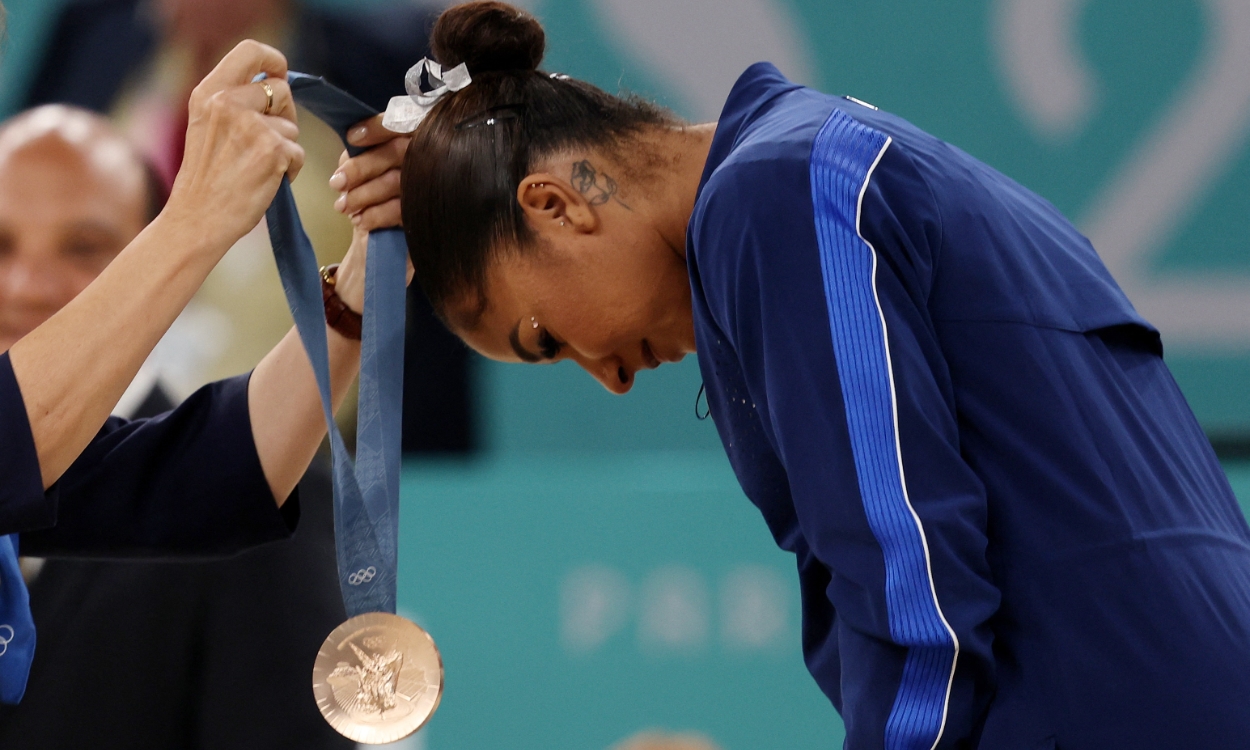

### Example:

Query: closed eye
xmin=538 ymin=329 xmax=563 ymax=360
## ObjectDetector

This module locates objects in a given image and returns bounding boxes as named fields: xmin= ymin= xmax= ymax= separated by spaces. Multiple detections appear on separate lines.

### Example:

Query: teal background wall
xmin=396 ymin=453 xmax=839 ymax=750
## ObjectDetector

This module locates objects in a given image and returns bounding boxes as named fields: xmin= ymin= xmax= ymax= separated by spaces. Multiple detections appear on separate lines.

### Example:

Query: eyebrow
xmin=508 ymin=320 xmax=541 ymax=363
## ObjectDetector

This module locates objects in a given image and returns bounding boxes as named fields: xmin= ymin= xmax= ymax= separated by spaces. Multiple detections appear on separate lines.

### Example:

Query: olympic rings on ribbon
xmin=347 ymin=566 xmax=377 ymax=586
xmin=0 ymin=624 xmax=14 ymax=657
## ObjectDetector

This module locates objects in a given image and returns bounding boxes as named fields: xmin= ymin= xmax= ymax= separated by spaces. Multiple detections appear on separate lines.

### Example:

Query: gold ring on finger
xmin=259 ymin=80 xmax=274 ymax=116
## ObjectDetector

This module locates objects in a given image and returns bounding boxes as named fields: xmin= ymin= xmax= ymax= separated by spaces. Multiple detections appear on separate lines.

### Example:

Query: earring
xmin=560 ymin=221 xmax=566 ymax=227
xmin=531 ymin=317 xmax=539 ymax=329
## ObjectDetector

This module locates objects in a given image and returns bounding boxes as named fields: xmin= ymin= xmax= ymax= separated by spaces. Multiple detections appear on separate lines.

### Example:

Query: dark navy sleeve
xmin=692 ymin=111 xmax=998 ymax=748
xmin=0 ymin=353 xmax=57 ymax=535
xmin=17 ymin=371 xmax=298 ymax=559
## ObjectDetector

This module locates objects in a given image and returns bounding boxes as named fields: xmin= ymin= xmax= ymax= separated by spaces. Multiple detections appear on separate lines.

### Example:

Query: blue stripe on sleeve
xmin=809 ymin=109 xmax=958 ymax=750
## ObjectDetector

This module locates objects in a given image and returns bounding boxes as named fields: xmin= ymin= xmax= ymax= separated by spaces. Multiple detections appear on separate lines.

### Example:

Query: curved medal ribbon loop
xmin=264 ymin=72 xmax=408 ymax=618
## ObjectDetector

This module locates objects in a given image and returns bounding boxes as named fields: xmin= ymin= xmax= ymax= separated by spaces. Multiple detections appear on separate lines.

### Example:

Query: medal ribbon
xmin=0 ymin=534 xmax=34 ymax=704
xmin=265 ymin=73 xmax=407 ymax=617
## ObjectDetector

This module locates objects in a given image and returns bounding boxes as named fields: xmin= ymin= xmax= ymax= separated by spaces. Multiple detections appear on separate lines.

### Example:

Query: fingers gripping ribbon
xmin=382 ymin=58 xmax=473 ymax=133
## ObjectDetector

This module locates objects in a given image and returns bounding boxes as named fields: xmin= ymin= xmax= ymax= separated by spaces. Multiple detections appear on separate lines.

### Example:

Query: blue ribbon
xmin=265 ymin=73 xmax=407 ymax=617
xmin=0 ymin=534 xmax=34 ymax=704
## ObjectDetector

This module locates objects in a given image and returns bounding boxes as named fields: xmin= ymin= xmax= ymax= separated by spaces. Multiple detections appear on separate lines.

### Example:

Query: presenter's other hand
xmin=329 ymin=114 xmax=408 ymax=233
xmin=165 ymin=40 xmax=305 ymax=251
xmin=333 ymin=225 xmax=416 ymax=315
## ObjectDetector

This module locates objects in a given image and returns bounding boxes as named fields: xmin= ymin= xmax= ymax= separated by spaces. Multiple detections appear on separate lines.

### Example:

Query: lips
xmin=641 ymin=339 xmax=661 ymax=369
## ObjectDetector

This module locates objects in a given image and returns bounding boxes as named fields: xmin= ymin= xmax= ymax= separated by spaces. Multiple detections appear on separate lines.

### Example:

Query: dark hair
xmin=400 ymin=1 xmax=678 ymax=325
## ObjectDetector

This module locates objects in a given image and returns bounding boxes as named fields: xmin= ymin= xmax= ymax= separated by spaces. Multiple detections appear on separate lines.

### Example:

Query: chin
xmin=0 ymin=326 xmax=34 ymax=353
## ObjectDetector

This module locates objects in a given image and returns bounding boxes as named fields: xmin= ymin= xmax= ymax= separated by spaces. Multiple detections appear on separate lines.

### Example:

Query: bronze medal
xmin=312 ymin=612 xmax=444 ymax=744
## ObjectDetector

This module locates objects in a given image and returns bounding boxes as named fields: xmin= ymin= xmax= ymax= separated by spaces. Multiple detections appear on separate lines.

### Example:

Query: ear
xmin=517 ymin=173 xmax=599 ymax=237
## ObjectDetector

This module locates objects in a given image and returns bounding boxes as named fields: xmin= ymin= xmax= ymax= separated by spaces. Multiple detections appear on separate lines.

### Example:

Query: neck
xmin=640 ymin=123 xmax=718 ymax=259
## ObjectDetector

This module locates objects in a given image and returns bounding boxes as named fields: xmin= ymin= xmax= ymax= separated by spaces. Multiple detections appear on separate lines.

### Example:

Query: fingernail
xmin=328 ymin=171 xmax=346 ymax=190
xmin=334 ymin=193 xmax=347 ymax=212
xmin=348 ymin=126 xmax=368 ymax=144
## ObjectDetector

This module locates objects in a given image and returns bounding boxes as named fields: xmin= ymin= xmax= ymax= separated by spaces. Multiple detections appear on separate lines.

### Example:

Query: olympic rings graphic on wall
xmin=0 ymin=624 xmax=14 ymax=657
xmin=347 ymin=566 xmax=377 ymax=586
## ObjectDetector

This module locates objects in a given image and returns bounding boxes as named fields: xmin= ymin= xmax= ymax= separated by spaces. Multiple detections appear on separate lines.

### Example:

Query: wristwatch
xmin=320 ymin=264 xmax=363 ymax=340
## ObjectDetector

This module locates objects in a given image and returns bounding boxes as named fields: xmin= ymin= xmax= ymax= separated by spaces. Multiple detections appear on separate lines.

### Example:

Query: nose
xmin=0 ymin=255 xmax=68 ymax=313
xmin=573 ymin=354 xmax=634 ymax=395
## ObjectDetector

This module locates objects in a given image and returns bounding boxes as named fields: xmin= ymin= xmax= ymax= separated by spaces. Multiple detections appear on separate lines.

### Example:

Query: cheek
xmin=547 ymin=274 xmax=645 ymax=353
xmin=577 ymin=239 xmax=663 ymax=317
xmin=66 ymin=269 xmax=98 ymax=299
xmin=40 ymin=261 xmax=99 ymax=308
xmin=0 ymin=259 xmax=85 ymax=304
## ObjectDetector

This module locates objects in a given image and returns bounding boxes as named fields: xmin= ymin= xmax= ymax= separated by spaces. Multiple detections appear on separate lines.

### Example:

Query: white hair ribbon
xmin=381 ymin=58 xmax=473 ymax=133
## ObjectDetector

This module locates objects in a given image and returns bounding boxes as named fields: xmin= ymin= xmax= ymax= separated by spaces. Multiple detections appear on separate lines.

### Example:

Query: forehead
xmin=0 ymin=135 xmax=146 ymax=220
xmin=443 ymin=253 xmax=545 ymax=363
xmin=446 ymin=280 xmax=522 ymax=363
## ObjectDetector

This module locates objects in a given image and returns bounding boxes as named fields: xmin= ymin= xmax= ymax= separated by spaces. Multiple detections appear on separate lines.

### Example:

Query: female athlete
xmin=335 ymin=3 xmax=1250 ymax=747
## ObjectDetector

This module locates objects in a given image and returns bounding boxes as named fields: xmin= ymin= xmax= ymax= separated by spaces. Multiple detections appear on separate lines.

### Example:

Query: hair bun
xmin=432 ymin=2 xmax=545 ymax=75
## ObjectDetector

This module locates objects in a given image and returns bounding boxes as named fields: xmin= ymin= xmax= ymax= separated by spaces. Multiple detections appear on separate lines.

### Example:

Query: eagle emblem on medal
xmin=313 ymin=612 xmax=444 ymax=744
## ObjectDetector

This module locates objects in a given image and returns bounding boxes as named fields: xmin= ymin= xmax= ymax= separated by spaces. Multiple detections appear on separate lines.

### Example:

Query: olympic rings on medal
xmin=0 ymin=624 xmax=14 ymax=657
xmin=347 ymin=566 xmax=377 ymax=586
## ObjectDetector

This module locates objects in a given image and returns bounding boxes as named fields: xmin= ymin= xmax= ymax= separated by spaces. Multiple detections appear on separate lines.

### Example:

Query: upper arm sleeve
xmin=694 ymin=114 xmax=998 ymax=748
xmin=0 ymin=353 xmax=56 ymax=536
xmin=20 ymin=373 xmax=298 ymax=559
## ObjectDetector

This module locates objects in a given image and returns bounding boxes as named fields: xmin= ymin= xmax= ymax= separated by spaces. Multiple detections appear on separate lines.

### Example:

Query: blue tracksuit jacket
xmin=688 ymin=63 xmax=1250 ymax=749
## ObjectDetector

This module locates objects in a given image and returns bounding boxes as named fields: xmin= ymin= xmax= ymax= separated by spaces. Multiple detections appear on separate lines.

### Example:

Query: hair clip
xmin=455 ymin=104 xmax=525 ymax=130
xmin=382 ymin=58 xmax=473 ymax=133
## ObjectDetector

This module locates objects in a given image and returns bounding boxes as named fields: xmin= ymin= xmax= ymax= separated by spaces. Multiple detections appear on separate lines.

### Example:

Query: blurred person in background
xmin=0 ymin=105 xmax=350 ymax=749
xmin=342 ymin=2 xmax=1250 ymax=747
xmin=610 ymin=731 xmax=721 ymax=750
xmin=24 ymin=0 xmax=473 ymax=454
xmin=0 ymin=32 xmax=385 ymax=721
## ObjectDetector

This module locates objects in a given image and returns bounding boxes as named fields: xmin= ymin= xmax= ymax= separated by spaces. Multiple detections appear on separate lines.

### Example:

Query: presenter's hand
xmin=165 ymin=40 xmax=305 ymax=251
xmin=329 ymin=114 xmax=408 ymax=233
xmin=333 ymin=225 xmax=416 ymax=315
